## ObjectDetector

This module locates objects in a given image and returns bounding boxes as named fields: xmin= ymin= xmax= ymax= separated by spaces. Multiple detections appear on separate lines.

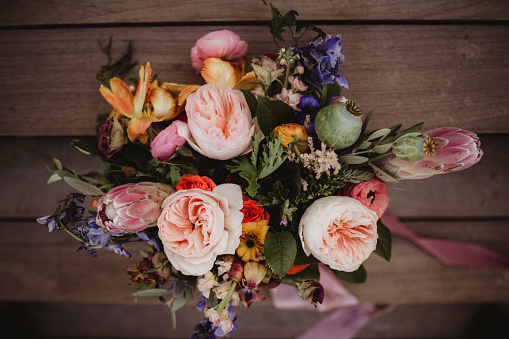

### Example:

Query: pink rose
xmin=299 ymin=196 xmax=378 ymax=272
xmin=150 ymin=121 xmax=186 ymax=161
xmin=190 ymin=30 xmax=248 ymax=73
xmin=343 ymin=178 xmax=389 ymax=217
xmin=177 ymin=84 xmax=255 ymax=160
xmin=157 ymin=184 xmax=243 ymax=275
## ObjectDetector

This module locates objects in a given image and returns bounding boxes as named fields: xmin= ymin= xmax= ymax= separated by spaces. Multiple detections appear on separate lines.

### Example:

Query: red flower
xmin=175 ymin=174 xmax=216 ymax=191
xmin=241 ymin=196 xmax=269 ymax=223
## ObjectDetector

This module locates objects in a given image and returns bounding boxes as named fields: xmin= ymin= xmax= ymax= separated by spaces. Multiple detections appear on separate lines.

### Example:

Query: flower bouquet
xmin=38 ymin=4 xmax=483 ymax=338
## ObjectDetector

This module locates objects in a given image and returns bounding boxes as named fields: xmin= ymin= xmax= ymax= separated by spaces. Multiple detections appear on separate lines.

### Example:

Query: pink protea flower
xmin=380 ymin=127 xmax=483 ymax=180
xmin=190 ymin=30 xmax=248 ymax=73
xmin=96 ymin=182 xmax=173 ymax=233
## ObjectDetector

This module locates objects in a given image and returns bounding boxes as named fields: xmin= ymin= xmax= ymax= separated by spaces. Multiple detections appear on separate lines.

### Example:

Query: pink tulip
xmin=380 ymin=127 xmax=483 ymax=180
xmin=150 ymin=121 xmax=186 ymax=161
xmin=190 ymin=30 xmax=248 ymax=73
xmin=96 ymin=182 xmax=173 ymax=233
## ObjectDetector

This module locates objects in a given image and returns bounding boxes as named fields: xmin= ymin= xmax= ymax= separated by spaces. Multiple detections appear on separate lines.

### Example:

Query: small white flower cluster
xmin=288 ymin=137 xmax=342 ymax=179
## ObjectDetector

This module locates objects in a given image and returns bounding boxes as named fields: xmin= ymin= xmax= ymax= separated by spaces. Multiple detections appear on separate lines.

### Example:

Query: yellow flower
xmin=273 ymin=123 xmax=308 ymax=153
xmin=99 ymin=63 xmax=177 ymax=143
xmin=236 ymin=220 xmax=270 ymax=262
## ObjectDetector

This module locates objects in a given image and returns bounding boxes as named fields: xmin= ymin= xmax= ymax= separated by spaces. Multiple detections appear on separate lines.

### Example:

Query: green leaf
xmin=374 ymin=219 xmax=392 ymax=261
xmin=47 ymin=173 xmax=62 ymax=184
xmin=256 ymin=97 xmax=295 ymax=136
xmin=367 ymin=128 xmax=392 ymax=141
xmin=62 ymin=176 xmax=104 ymax=196
xmin=258 ymin=135 xmax=287 ymax=179
xmin=171 ymin=292 xmax=193 ymax=312
xmin=368 ymin=163 xmax=401 ymax=183
xmin=380 ymin=122 xmax=424 ymax=145
xmin=330 ymin=265 xmax=367 ymax=284
xmin=339 ymin=155 xmax=369 ymax=165
xmin=72 ymin=137 xmax=103 ymax=158
xmin=287 ymin=264 xmax=320 ymax=282
xmin=264 ymin=231 xmax=298 ymax=276
xmin=168 ymin=305 xmax=177 ymax=331
xmin=53 ymin=158 xmax=63 ymax=170
xmin=132 ymin=288 xmax=173 ymax=298
xmin=242 ymin=90 xmax=258 ymax=118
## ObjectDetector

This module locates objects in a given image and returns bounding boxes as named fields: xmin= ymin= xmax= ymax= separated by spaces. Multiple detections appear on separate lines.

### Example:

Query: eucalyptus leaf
xmin=53 ymin=158 xmax=63 ymax=170
xmin=171 ymin=292 xmax=193 ymax=312
xmin=177 ymin=146 xmax=193 ymax=158
xmin=47 ymin=173 xmax=63 ymax=184
xmin=168 ymin=305 xmax=177 ymax=331
xmin=380 ymin=122 xmax=424 ymax=145
xmin=368 ymin=163 xmax=401 ymax=183
xmin=264 ymin=231 xmax=298 ymax=276
xmin=132 ymin=288 xmax=174 ymax=298
xmin=371 ymin=143 xmax=394 ymax=154
xmin=339 ymin=155 xmax=369 ymax=165
xmin=357 ymin=141 xmax=372 ymax=150
xmin=62 ymin=176 xmax=104 ymax=196
xmin=367 ymin=128 xmax=392 ymax=141
xmin=330 ymin=265 xmax=367 ymax=284
xmin=374 ymin=219 xmax=392 ymax=261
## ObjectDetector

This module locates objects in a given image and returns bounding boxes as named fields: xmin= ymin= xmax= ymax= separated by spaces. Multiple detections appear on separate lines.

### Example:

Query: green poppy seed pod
xmin=392 ymin=135 xmax=426 ymax=161
xmin=314 ymin=101 xmax=363 ymax=150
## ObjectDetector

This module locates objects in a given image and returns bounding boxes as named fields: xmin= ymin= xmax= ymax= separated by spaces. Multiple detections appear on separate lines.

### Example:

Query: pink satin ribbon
xmin=271 ymin=214 xmax=509 ymax=338
xmin=381 ymin=212 xmax=509 ymax=270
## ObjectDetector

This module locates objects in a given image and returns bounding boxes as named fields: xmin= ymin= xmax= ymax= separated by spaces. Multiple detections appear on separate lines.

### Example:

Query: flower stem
xmin=215 ymin=280 xmax=237 ymax=313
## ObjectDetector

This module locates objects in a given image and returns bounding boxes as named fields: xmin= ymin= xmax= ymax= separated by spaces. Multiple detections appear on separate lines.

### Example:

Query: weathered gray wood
xmin=1 ymin=25 xmax=508 ymax=135
xmin=2 ymin=0 xmax=508 ymax=26
xmin=2 ymin=220 xmax=508 ymax=304
xmin=1 ymin=134 xmax=505 ymax=219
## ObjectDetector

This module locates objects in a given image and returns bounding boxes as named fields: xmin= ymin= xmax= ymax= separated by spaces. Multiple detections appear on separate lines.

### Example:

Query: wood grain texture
xmin=2 ymin=302 xmax=501 ymax=338
xmin=1 ymin=220 xmax=508 ymax=304
xmin=1 ymin=134 xmax=506 ymax=219
xmin=1 ymin=25 xmax=508 ymax=135
xmin=1 ymin=0 xmax=508 ymax=26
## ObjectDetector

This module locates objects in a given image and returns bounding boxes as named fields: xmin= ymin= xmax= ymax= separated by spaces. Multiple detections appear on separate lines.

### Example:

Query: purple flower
xmin=299 ymin=35 xmax=349 ymax=89
xmin=136 ymin=230 xmax=162 ymax=251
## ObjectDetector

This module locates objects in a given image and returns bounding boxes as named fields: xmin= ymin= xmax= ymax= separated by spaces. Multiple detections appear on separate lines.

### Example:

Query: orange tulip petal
xmin=234 ymin=71 xmax=261 ymax=92
xmin=100 ymin=78 xmax=135 ymax=118
xmin=133 ymin=63 xmax=152 ymax=116
xmin=148 ymin=87 xmax=177 ymax=121
xmin=201 ymin=58 xmax=237 ymax=89
xmin=177 ymin=85 xmax=201 ymax=106
xmin=127 ymin=116 xmax=152 ymax=143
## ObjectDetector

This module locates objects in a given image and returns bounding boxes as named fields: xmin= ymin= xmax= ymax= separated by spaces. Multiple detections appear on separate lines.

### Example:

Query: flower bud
xmin=228 ymin=259 xmax=244 ymax=282
xmin=150 ymin=251 xmax=171 ymax=279
xmin=273 ymin=123 xmax=308 ymax=153
xmin=295 ymin=279 xmax=324 ymax=308
xmin=393 ymin=135 xmax=436 ymax=162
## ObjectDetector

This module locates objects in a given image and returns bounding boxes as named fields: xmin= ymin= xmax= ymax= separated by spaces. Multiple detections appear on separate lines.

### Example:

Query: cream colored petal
xmin=201 ymin=58 xmax=237 ymax=89
xmin=148 ymin=86 xmax=177 ymax=121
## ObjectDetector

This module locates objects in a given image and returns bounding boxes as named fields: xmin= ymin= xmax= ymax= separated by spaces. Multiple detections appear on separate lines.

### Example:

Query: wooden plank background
xmin=1 ymin=0 xmax=509 ymax=337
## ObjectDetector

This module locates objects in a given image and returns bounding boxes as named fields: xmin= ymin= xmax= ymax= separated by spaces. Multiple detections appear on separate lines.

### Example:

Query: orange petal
xmin=100 ymin=78 xmax=135 ymax=118
xmin=127 ymin=116 xmax=152 ymax=143
xmin=176 ymin=85 xmax=201 ymax=106
xmin=163 ymin=82 xmax=193 ymax=93
xmin=201 ymin=58 xmax=237 ymax=89
xmin=133 ymin=63 xmax=151 ymax=117
xmin=234 ymin=71 xmax=261 ymax=92
xmin=147 ymin=86 xmax=177 ymax=121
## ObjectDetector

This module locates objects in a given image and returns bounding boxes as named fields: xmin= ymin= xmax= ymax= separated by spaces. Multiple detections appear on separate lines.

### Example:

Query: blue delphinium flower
xmin=137 ymin=230 xmax=162 ymax=251
xmin=299 ymin=34 xmax=349 ymax=89
xmin=78 ymin=215 xmax=131 ymax=258
xmin=37 ymin=193 xmax=86 ymax=231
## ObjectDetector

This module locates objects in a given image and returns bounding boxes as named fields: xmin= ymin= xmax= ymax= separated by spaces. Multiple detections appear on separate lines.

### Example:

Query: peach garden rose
xmin=299 ymin=196 xmax=378 ymax=272
xmin=157 ymin=183 xmax=244 ymax=276
xmin=176 ymin=84 xmax=255 ymax=160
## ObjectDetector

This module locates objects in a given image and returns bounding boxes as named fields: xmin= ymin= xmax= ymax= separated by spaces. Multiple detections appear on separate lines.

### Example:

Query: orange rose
xmin=273 ymin=123 xmax=308 ymax=153
xmin=241 ymin=196 xmax=269 ymax=223
xmin=175 ymin=174 xmax=216 ymax=191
